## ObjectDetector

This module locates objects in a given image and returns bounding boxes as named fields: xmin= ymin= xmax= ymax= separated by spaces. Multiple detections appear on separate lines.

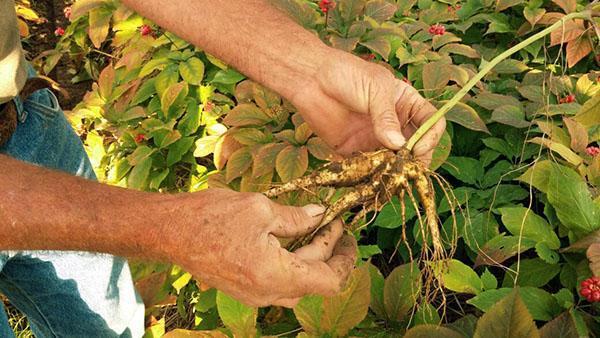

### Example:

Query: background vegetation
xmin=9 ymin=0 xmax=600 ymax=336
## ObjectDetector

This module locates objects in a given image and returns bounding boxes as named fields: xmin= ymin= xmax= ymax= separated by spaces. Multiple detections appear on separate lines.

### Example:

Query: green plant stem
xmin=405 ymin=10 xmax=593 ymax=151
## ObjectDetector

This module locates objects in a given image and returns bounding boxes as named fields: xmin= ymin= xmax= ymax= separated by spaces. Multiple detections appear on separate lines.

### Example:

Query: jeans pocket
xmin=22 ymin=88 xmax=61 ymax=122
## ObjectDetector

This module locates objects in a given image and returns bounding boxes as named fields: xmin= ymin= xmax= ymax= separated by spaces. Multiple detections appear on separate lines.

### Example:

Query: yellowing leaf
xmin=88 ymin=7 xmax=112 ymax=48
xmin=253 ymin=143 xmax=285 ymax=177
xmin=71 ymin=0 xmax=106 ymax=20
xmin=17 ymin=19 xmax=29 ymax=37
xmin=179 ymin=57 xmax=205 ymax=86
xmin=225 ymin=147 xmax=253 ymax=183
xmin=405 ymin=325 xmax=463 ymax=338
xmin=163 ymin=329 xmax=228 ymax=338
xmin=563 ymin=117 xmax=588 ymax=153
xmin=321 ymin=265 xmax=371 ymax=337
xmin=422 ymin=61 xmax=451 ymax=98
xmin=523 ymin=7 xmax=545 ymax=27
xmin=552 ymin=0 xmax=576 ymax=13
xmin=566 ymin=37 xmax=592 ymax=69
xmin=223 ymin=104 xmax=271 ymax=127
xmin=294 ymin=123 xmax=313 ymax=144
xmin=574 ymin=93 xmax=600 ymax=128
xmin=587 ymin=244 xmax=600 ymax=276
xmin=473 ymin=288 xmax=540 ymax=338
xmin=275 ymin=145 xmax=308 ymax=182
xmin=432 ymin=259 xmax=483 ymax=295
xmin=445 ymin=101 xmax=490 ymax=133
xmin=549 ymin=19 xmax=584 ymax=46
xmin=97 ymin=64 xmax=115 ymax=100
xmin=495 ymin=0 xmax=524 ymax=12
xmin=161 ymin=82 xmax=187 ymax=114
xmin=432 ymin=33 xmax=462 ymax=50
xmin=364 ymin=0 xmax=397 ymax=22
xmin=528 ymin=137 xmax=583 ymax=166
xmin=294 ymin=295 xmax=324 ymax=335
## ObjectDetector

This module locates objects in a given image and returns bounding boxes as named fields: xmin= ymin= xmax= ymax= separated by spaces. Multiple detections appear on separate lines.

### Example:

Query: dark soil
xmin=20 ymin=0 xmax=91 ymax=110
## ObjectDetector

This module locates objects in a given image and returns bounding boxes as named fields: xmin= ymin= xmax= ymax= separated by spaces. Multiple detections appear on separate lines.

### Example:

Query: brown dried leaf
xmin=587 ymin=243 xmax=600 ymax=276
xmin=307 ymin=137 xmax=339 ymax=161
xmin=549 ymin=19 xmax=585 ymax=46
xmin=563 ymin=117 xmax=588 ymax=153
xmin=552 ymin=0 xmax=576 ymax=14
xmin=253 ymin=143 xmax=286 ymax=177
xmin=566 ymin=37 xmax=592 ymax=69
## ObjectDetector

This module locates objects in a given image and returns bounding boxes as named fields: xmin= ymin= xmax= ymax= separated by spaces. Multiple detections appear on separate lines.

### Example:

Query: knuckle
xmin=245 ymin=193 xmax=273 ymax=216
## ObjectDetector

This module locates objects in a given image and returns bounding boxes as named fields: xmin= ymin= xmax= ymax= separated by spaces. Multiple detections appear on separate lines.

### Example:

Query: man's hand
xmin=161 ymin=189 xmax=357 ymax=307
xmin=290 ymin=50 xmax=446 ymax=164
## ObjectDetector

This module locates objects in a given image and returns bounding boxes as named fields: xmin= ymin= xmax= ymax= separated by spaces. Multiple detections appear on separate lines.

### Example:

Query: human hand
xmin=161 ymin=188 xmax=357 ymax=307
xmin=289 ymin=49 xmax=446 ymax=165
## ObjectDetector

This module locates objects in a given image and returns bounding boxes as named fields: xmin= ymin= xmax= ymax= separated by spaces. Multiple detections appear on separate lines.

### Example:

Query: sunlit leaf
xmin=225 ymin=147 xmax=253 ymax=183
xmin=404 ymin=325 xmax=463 ymax=338
xmin=223 ymin=103 xmax=271 ymax=127
xmin=88 ymin=7 xmax=112 ymax=48
xmin=432 ymin=259 xmax=483 ymax=295
xmin=499 ymin=207 xmax=560 ymax=249
xmin=473 ymin=289 xmax=540 ymax=337
xmin=179 ymin=57 xmax=205 ymax=86
xmin=216 ymin=292 xmax=257 ymax=338
xmin=276 ymin=145 xmax=309 ymax=182
xmin=566 ymin=37 xmax=592 ymax=69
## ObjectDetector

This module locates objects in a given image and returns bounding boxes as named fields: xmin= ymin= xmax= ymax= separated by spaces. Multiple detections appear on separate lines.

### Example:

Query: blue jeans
xmin=0 ymin=67 xmax=144 ymax=337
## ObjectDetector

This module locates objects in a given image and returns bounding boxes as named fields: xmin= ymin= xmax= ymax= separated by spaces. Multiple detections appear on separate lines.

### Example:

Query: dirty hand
xmin=290 ymin=49 xmax=446 ymax=165
xmin=164 ymin=188 xmax=357 ymax=307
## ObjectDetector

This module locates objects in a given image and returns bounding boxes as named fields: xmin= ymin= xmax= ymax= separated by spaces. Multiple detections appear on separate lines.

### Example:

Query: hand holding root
xmin=264 ymin=148 xmax=454 ymax=263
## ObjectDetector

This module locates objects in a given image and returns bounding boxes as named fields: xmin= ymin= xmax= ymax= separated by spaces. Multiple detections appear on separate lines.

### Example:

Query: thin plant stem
xmin=405 ymin=10 xmax=593 ymax=151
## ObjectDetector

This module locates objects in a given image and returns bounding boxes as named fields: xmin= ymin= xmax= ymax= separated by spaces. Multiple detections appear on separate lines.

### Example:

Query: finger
xmin=269 ymin=203 xmax=325 ymax=238
xmin=272 ymin=297 xmax=300 ymax=308
xmin=294 ymin=219 xmax=344 ymax=261
xmin=413 ymin=117 xmax=446 ymax=166
xmin=284 ymin=234 xmax=358 ymax=298
xmin=370 ymin=82 xmax=405 ymax=149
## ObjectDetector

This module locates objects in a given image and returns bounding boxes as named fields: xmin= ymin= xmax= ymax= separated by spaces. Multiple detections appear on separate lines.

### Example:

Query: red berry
xmin=54 ymin=27 xmax=65 ymax=36
xmin=63 ymin=6 xmax=72 ymax=20
xmin=582 ymin=279 xmax=592 ymax=287
xmin=586 ymin=146 xmax=600 ymax=157
xmin=593 ymin=291 xmax=600 ymax=302
xmin=455 ymin=4 xmax=462 ymax=9
xmin=565 ymin=94 xmax=575 ymax=103
xmin=135 ymin=134 xmax=146 ymax=143
xmin=428 ymin=24 xmax=445 ymax=36
xmin=581 ymin=288 xmax=592 ymax=296
xmin=204 ymin=101 xmax=214 ymax=112
xmin=319 ymin=0 xmax=335 ymax=13
xmin=140 ymin=25 xmax=153 ymax=36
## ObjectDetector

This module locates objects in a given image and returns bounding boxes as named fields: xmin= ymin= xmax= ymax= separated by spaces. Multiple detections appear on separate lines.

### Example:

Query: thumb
xmin=369 ymin=82 xmax=405 ymax=149
xmin=269 ymin=204 xmax=325 ymax=238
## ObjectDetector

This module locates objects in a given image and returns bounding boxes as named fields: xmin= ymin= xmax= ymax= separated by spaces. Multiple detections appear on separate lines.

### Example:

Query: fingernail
xmin=385 ymin=130 xmax=405 ymax=148
xmin=303 ymin=204 xmax=326 ymax=217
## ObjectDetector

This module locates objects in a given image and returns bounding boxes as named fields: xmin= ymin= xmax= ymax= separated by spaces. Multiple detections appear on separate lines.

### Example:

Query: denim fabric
xmin=0 ymin=66 xmax=144 ymax=337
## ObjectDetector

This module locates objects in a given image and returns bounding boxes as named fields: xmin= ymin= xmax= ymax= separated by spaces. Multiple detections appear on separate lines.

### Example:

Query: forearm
xmin=0 ymin=155 xmax=169 ymax=259
xmin=121 ymin=0 xmax=329 ymax=100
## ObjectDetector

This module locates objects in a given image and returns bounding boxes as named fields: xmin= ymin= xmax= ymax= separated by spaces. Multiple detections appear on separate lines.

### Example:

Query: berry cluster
xmin=140 ymin=25 xmax=154 ymax=36
xmin=319 ymin=0 xmax=336 ymax=13
xmin=586 ymin=146 xmax=600 ymax=157
xmin=54 ymin=27 xmax=65 ymax=37
xmin=428 ymin=24 xmax=446 ymax=36
xmin=559 ymin=94 xmax=576 ymax=104
xmin=580 ymin=277 xmax=600 ymax=302
xmin=361 ymin=53 xmax=376 ymax=61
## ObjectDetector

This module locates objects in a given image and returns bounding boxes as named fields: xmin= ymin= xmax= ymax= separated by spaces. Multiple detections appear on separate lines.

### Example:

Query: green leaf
xmin=499 ymin=207 xmax=561 ymax=249
xmin=167 ymin=137 xmax=195 ymax=166
xmin=491 ymin=105 xmax=530 ymax=128
xmin=535 ymin=242 xmax=560 ymax=264
xmin=461 ymin=212 xmax=501 ymax=253
xmin=412 ymin=303 xmax=441 ymax=326
xmin=445 ymin=102 xmax=490 ymax=134
xmin=432 ymin=259 xmax=482 ymax=295
xmin=307 ymin=137 xmax=337 ymax=161
xmin=216 ymin=291 xmax=257 ymax=338
xmin=179 ymin=57 xmax=205 ymax=86
xmin=547 ymin=165 xmax=600 ymax=235
xmin=502 ymin=258 xmax=561 ymax=288
xmin=275 ymin=145 xmax=308 ymax=182
xmin=429 ymin=130 xmax=452 ymax=171
xmin=367 ymin=262 xmax=386 ymax=318
xmin=160 ymin=82 xmax=188 ymax=115
xmin=481 ymin=269 xmax=498 ymax=290
xmin=492 ymin=59 xmax=529 ymax=74
xmin=321 ymin=265 xmax=371 ymax=337
xmin=516 ymin=160 xmax=555 ymax=193
xmin=128 ymin=146 xmax=156 ymax=166
xmin=232 ymin=128 xmax=268 ymax=145
xmin=422 ymin=61 xmax=451 ymax=98
xmin=128 ymin=156 xmax=152 ymax=190
xmin=495 ymin=0 xmax=524 ymax=11
xmin=574 ymin=93 xmax=600 ymax=128
xmin=88 ymin=7 xmax=112 ymax=48
xmin=468 ymin=287 xmax=561 ymax=321
xmin=212 ymin=68 xmax=245 ymax=85
xmin=375 ymin=196 xmax=416 ymax=229
xmin=154 ymin=65 xmax=179 ymax=98
xmin=149 ymin=168 xmax=169 ymax=190
xmin=338 ymin=0 xmax=367 ymax=24
xmin=294 ymin=295 xmax=324 ymax=336
xmin=405 ymin=325 xmax=462 ymax=338
xmin=270 ymin=0 xmax=320 ymax=28
xmin=384 ymin=262 xmax=420 ymax=322
xmin=441 ymin=157 xmax=484 ymax=186
xmin=471 ymin=92 xmax=521 ymax=111
xmin=358 ymin=245 xmax=382 ymax=259
xmin=473 ymin=289 xmax=540 ymax=338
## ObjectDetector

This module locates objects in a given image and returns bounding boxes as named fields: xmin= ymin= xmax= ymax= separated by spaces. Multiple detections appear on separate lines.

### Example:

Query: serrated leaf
xmin=161 ymin=82 xmax=187 ymax=114
xmin=574 ymin=93 xmax=600 ymax=128
xmin=321 ymin=265 xmax=371 ymax=337
xmin=535 ymin=242 xmax=560 ymax=264
xmin=168 ymin=137 xmax=195 ymax=166
xmin=481 ymin=269 xmax=498 ymax=290
xmin=566 ymin=37 xmax=592 ymax=69
xmin=422 ymin=61 xmax=451 ymax=97
xmin=549 ymin=19 xmax=584 ymax=46
xmin=528 ymin=137 xmax=583 ymax=166
xmin=445 ymin=101 xmax=490 ymax=133
xmin=432 ymin=259 xmax=482 ymax=295
xmin=294 ymin=295 xmax=324 ymax=335
xmin=499 ymin=207 xmax=560 ymax=249
xmin=552 ymin=0 xmax=576 ymax=13
xmin=307 ymin=137 xmax=337 ymax=161
xmin=275 ymin=145 xmax=308 ymax=182
xmin=495 ymin=0 xmax=524 ymax=11
xmin=330 ymin=35 xmax=360 ymax=52
xmin=502 ymin=258 xmax=561 ymax=288
xmin=88 ymin=7 xmax=111 ymax=48
xmin=216 ymin=291 xmax=257 ymax=338
xmin=563 ymin=117 xmax=588 ymax=153
xmin=253 ymin=143 xmax=285 ymax=177
xmin=270 ymin=0 xmax=320 ymax=28
xmin=127 ymin=156 xmax=152 ymax=190
xmin=539 ymin=311 xmax=579 ymax=338
xmin=493 ymin=59 xmax=529 ymax=74
xmin=225 ymin=147 xmax=253 ymax=183
xmin=384 ymin=262 xmax=421 ymax=322
xmin=473 ymin=289 xmax=540 ymax=337
xmin=491 ymin=105 xmax=530 ymax=128
xmin=471 ymin=92 xmax=521 ymax=110
xmin=231 ymin=128 xmax=268 ymax=145
xmin=223 ymin=103 xmax=271 ymax=127
xmin=338 ymin=0 xmax=367 ymax=24
xmin=439 ymin=43 xmax=480 ymax=58
xmin=128 ymin=146 xmax=156 ymax=166
xmin=469 ymin=287 xmax=560 ymax=321
xmin=404 ymin=325 xmax=463 ymax=338
xmin=179 ymin=57 xmax=205 ymax=86
xmin=365 ymin=0 xmax=398 ymax=22
xmin=361 ymin=36 xmax=391 ymax=60
xmin=474 ymin=234 xmax=536 ymax=267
